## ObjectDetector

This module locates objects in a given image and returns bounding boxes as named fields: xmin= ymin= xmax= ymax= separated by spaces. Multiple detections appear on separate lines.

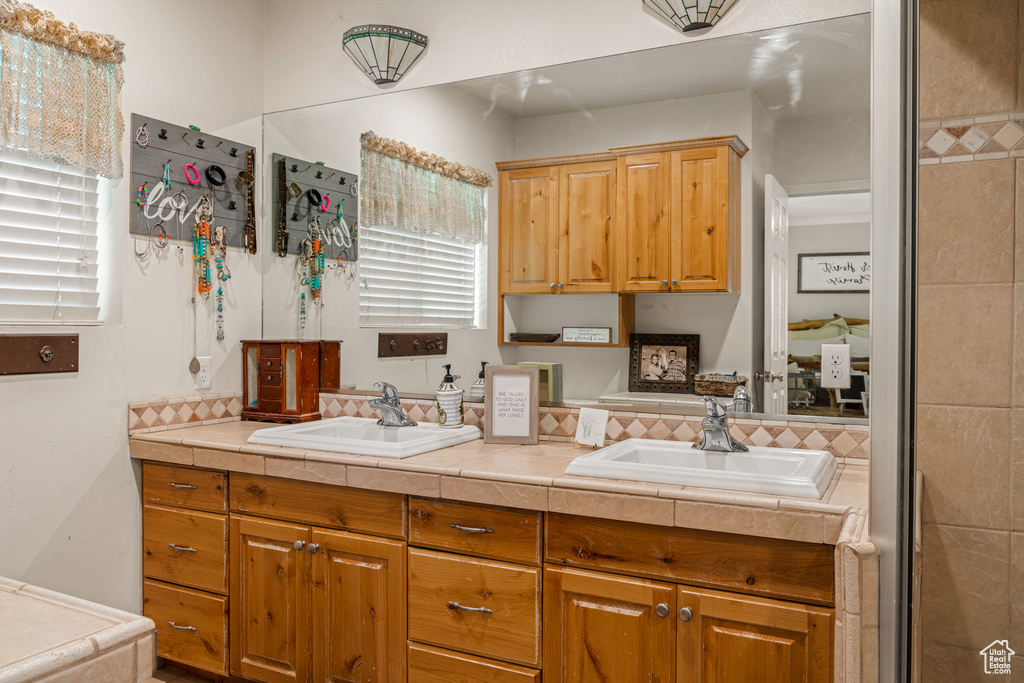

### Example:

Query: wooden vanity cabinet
xmin=407 ymin=498 xmax=544 ymax=682
xmin=229 ymin=475 xmax=407 ymax=683
xmin=141 ymin=463 xmax=230 ymax=676
xmin=498 ymin=157 xmax=617 ymax=296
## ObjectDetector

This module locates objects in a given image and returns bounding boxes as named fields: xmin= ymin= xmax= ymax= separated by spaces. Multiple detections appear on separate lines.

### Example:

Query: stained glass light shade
xmin=343 ymin=25 xmax=428 ymax=85
xmin=642 ymin=0 xmax=739 ymax=32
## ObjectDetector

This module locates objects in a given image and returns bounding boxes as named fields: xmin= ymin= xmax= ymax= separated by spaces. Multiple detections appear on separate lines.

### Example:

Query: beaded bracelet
xmin=135 ymin=123 xmax=149 ymax=148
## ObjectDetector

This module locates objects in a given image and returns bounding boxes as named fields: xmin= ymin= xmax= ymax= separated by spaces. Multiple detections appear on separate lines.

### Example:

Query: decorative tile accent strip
xmin=319 ymin=393 xmax=869 ymax=460
xmin=919 ymin=112 xmax=1024 ymax=164
xmin=128 ymin=393 xmax=243 ymax=435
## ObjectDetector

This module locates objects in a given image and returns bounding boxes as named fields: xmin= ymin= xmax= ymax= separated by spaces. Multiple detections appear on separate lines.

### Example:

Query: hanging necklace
xmin=213 ymin=225 xmax=231 ymax=341
xmin=193 ymin=196 xmax=212 ymax=299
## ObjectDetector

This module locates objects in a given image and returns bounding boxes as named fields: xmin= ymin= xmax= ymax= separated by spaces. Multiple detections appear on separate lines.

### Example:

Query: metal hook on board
xmin=324 ymin=173 xmax=335 ymax=182
xmin=228 ymin=201 xmax=237 ymax=210
xmin=315 ymin=170 xmax=323 ymax=179
xmin=158 ymin=129 xmax=168 ymax=140
xmin=229 ymin=147 xmax=238 ymax=157
xmin=290 ymin=164 xmax=299 ymax=173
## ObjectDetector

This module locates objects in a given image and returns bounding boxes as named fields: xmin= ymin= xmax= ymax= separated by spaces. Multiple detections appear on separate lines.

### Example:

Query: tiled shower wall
xmin=917 ymin=1 xmax=1024 ymax=680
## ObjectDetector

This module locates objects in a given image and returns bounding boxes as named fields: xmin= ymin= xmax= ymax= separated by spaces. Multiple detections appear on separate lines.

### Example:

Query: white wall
xmin=263 ymin=0 xmax=871 ymax=113
xmin=0 ymin=0 xmax=266 ymax=611
xmin=788 ymin=222 xmax=870 ymax=321
xmin=262 ymin=85 xmax=517 ymax=392
xmin=774 ymin=112 xmax=871 ymax=188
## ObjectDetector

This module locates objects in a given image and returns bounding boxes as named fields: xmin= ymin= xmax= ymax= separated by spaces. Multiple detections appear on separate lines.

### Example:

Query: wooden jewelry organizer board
xmin=128 ymin=113 xmax=257 ymax=249
xmin=270 ymin=153 xmax=359 ymax=261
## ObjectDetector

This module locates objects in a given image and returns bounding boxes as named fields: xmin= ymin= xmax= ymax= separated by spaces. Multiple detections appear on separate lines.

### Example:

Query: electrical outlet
xmin=196 ymin=356 xmax=212 ymax=390
xmin=819 ymin=344 xmax=851 ymax=389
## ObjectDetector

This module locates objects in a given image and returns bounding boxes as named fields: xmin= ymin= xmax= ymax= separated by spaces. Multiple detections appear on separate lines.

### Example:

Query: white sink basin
xmin=247 ymin=416 xmax=482 ymax=458
xmin=564 ymin=439 xmax=837 ymax=499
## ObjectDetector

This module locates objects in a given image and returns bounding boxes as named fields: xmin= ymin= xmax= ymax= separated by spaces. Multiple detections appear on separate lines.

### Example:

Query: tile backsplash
xmin=127 ymin=392 xmax=868 ymax=460
xmin=920 ymin=112 xmax=1024 ymax=164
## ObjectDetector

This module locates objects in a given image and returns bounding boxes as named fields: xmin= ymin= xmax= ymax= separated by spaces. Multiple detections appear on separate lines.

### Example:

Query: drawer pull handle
xmin=168 ymin=622 xmax=198 ymax=632
xmin=449 ymin=523 xmax=494 ymax=534
xmin=679 ymin=607 xmax=693 ymax=622
xmin=655 ymin=603 xmax=670 ymax=618
xmin=167 ymin=483 xmax=197 ymax=490
xmin=168 ymin=543 xmax=197 ymax=553
xmin=447 ymin=601 xmax=492 ymax=614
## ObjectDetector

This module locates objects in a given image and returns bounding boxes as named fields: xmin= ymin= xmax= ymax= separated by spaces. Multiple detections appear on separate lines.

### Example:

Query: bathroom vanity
xmin=131 ymin=420 xmax=874 ymax=683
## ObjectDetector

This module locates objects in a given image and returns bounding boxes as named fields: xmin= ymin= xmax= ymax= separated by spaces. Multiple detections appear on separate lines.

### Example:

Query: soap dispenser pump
xmin=468 ymin=361 xmax=488 ymax=401
xmin=436 ymin=363 xmax=464 ymax=429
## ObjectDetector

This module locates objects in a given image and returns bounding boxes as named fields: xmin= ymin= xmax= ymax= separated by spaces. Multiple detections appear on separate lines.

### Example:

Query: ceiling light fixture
xmin=343 ymin=24 xmax=428 ymax=86
xmin=642 ymin=0 xmax=739 ymax=32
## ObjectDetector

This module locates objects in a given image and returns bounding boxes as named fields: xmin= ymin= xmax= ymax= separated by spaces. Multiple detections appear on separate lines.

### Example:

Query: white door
xmin=763 ymin=175 xmax=789 ymax=414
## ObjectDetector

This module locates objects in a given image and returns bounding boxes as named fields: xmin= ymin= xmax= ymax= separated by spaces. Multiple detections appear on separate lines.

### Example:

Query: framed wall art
xmin=797 ymin=252 xmax=871 ymax=293
xmin=484 ymin=364 xmax=539 ymax=444
xmin=628 ymin=333 xmax=700 ymax=394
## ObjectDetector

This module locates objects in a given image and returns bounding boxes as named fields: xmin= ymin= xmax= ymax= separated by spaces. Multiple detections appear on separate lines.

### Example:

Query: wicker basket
xmin=694 ymin=373 xmax=748 ymax=398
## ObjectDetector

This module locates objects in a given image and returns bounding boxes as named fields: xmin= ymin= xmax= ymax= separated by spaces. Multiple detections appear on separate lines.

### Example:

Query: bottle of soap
xmin=436 ymin=363 xmax=464 ymax=428
xmin=468 ymin=361 xmax=488 ymax=401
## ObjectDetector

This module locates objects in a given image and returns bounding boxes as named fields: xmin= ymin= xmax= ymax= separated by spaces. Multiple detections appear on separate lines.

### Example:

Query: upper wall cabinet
xmin=498 ymin=156 xmax=617 ymax=294
xmin=497 ymin=137 xmax=746 ymax=296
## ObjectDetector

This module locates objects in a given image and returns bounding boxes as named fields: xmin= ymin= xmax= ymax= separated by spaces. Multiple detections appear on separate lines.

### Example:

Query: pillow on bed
xmin=788 ymin=319 xmax=850 ymax=340
xmin=846 ymin=333 xmax=870 ymax=358
xmin=848 ymin=323 xmax=870 ymax=339
xmin=788 ymin=335 xmax=845 ymax=357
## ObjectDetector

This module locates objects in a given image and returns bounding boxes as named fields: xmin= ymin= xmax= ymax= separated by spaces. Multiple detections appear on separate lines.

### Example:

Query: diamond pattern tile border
xmin=128 ymin=394 xmax=244 ymax=435
xmin=130 ymin=391 xmax=869 ymax=459
xmin=920 ymin=112 xmax=1024 ymax=164
xmin=314 ymin=394 xmax=870 ymax=460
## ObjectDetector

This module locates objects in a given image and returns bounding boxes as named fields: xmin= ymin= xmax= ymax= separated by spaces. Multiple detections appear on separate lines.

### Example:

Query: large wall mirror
xmin=261 ymin=13 xmax=870 ymax=424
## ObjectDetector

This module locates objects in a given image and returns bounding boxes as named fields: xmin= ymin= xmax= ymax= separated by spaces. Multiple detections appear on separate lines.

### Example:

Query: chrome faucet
xmin=369 ymin=382 xmax=417 ymax=427
xmin=694 ymin=396 xmax=748 ymax=453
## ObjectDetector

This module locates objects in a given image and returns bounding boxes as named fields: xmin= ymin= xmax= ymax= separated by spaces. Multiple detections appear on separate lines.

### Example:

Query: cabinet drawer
xmin=546 ymin=512 xmax=834 ymax=606
xmin=410 ymin=498 xmax=541 ymax=565
xmin=143 ymin=504 xmax=228 ymax=594
xmin=259 ymin=343 xmax=281 ymax=358
xmin=143 ymin=579 xmax=228 ymax=676
xmin=258 ymin=399 xmax=282 ymax=414
xmin=143 ymin=463 xmax=226 ymax=513
xmin=259 ymin=385 xmax=283 ymax=402
xmin=409 ymin=643 xmax=540 ymax=683
xmin=260 ymin=357 xmax=282 ymax=373
xmin=260 ymin=372 xmax=282 ymax=387
xmin=408 ymin=548 xmax=541 ymax=667
xmin=230 ymin=473 xmax=406 ymax=539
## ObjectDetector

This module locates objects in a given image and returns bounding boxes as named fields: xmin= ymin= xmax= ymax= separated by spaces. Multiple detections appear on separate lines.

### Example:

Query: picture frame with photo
xmin=628 ymin=333 xmax=700 ymax=394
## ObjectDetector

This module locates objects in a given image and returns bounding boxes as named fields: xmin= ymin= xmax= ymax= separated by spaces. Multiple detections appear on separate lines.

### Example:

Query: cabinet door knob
xmin=307 ymin=543 xmax=320 ymax=554
xmin=661 ymin=279 xmax=668 ymax=286
xmin=679 ymin=607 xmax=693 ymax=621
xmin=293 ymin=540 xmax=306 ymax=551
xmin=558 ymin=282 xmax=564 ymax=288
xmin=655 ymin=603 xmax=670 ymax=618
xmin=671 ymin=279 xmax=678 ymax=285
xmin=549 ymin=283 xmax=556 ymax=289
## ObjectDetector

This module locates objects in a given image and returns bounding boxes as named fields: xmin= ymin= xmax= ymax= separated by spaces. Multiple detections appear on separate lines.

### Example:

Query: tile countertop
xmin=0 ymin=577 xmax=155 ymax=683
xmin=129 ymin=420 xmax=869 ymax=547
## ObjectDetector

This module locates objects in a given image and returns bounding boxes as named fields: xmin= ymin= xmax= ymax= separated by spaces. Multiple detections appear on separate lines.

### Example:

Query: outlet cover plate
xmin=820 ymin=344 xmax=851 ymax=389
xmin=196 ymin=356 xmax=212 ymax=390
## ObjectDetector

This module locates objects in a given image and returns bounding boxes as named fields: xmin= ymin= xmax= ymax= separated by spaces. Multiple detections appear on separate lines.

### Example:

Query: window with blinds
xmin=0 ymin=150 xmax=101 ymax=323
xmin=359 ymin=225 xmax=478 ymax=328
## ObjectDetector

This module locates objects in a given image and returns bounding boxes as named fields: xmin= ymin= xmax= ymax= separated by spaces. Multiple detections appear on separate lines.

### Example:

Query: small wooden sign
xmin=562 ymin=326 xmax=612 ymax=344
xmin=484 ymin=365 xmax=539 ymax=444
xmin=575 ymin=407 xmax=610 ymax=449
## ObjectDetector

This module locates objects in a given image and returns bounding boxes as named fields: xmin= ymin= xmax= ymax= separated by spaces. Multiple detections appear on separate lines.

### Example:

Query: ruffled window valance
xmin=0 ymin=1 xmax=125 ymax=178
xmin=359 ymin=131 xmax=492 ymax=245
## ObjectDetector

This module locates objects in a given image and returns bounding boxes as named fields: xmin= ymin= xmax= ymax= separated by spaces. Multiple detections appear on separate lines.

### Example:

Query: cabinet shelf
xmin=498 ymin=293 xmax=634 ymax=348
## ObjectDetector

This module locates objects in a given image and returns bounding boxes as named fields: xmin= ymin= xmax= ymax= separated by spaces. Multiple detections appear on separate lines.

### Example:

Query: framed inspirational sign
xmin=484 ymin=365 xmax=539 ymax=444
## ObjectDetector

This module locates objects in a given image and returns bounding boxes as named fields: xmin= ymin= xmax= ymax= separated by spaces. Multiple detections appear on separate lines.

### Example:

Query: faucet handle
xmin=701 ymin=396 xmax=728 ymax=418
xmin=373 ymin=381 xmax=401 ymax=405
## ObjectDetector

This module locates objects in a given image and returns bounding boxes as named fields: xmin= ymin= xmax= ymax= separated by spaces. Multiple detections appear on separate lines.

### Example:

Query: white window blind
xmin=0 ymin=150 xmax=101 ymax=323
xmin=359 ymin=225 xmax=477 ymax=328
